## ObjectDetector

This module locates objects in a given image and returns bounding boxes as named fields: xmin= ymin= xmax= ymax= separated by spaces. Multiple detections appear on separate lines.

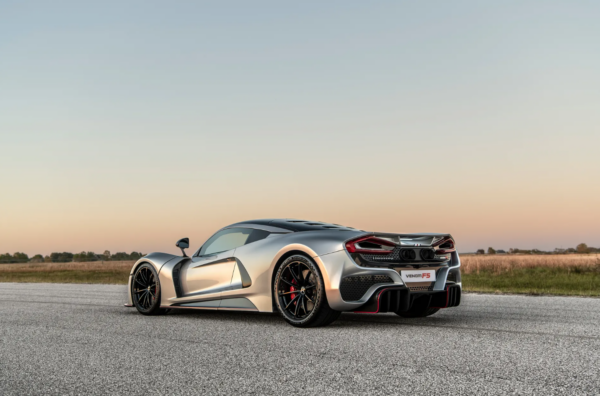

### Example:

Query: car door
xmin=179 ymin=228 xmax=253 ymax=298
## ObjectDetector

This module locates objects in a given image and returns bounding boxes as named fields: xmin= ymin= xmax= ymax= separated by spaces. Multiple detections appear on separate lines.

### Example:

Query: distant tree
xmin=476 ymin=249 xmax=485 ymax=255
xmin=73 ymin=251 xmax=87 ymax=262
xmin=102 ymin=250 xmax=111 ymax=261
xmin=0 ymin=253 xmax=13 ymax=263
xmin=110 ymin=252 xmax=144 ymax=261
xmin=30 ymin=254 xmax=45 ymax=263
xmin=86 ymin=252 xmax=98 ymax=261
xmin=13 ymin=252 xmax=29 ymax=263
xmin=487 ymin=247 xmax=496 ymax=255
xmin=111 ymin=252 xmax=128 ymax=261
xmin=130 ymin=252 xmax=143 ymax=260
xmin=576 ymin=243 xmax=589 ymax=254
xmin=50 ymin=252 xmax=73 ymax=262
xmin=44 ymin=255 xmax=52 ymax=263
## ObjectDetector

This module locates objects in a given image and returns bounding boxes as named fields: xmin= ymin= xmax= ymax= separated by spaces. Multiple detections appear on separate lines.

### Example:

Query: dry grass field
xmin=0 ymin=261 xmax=134 ymax=284
xmin=461 ymin=254 xmax=600 ymax=296
xmin=0 ymin=255 xmax=599 ymax=296
xmin=461 ymin=254 xmax=600 ymax=274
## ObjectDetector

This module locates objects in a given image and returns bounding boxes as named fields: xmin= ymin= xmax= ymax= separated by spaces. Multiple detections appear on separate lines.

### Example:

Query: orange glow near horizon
xmin=1 ymin=2 xmax=599 ymax=256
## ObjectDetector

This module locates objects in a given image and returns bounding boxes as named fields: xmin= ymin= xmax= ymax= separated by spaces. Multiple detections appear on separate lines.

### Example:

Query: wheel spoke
xmin=146 ymin=271 xmax=153 ymax=286
xmin=301 ymin=271 xmax=311 ymax=286
xmin=302 ymin=296 xmax=308 ymax=314
xmin=296 ymin=265 xmax=306 ymax=285
xmin=287 ymin=265 xmax=300 ymax=284
xmin=278 ymin=290 xmax=297 ymax=296
xmin=284 ymin=294 xmax=300 ymax=310
xmin=294 ymin=296 xmax=301 ymax=317
xmin=139 ymin=270 xmax=147 ymax=285
xmin=280 ymin=278 xmax=295 ymax=287
xmin=304 ymin=284 xmax=315 ymax=290
xmin=134 ymin=279 xmax=145 ymax=287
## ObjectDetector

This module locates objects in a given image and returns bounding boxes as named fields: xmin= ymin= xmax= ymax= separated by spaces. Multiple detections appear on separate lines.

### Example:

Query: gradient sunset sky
xmin=1 ymin=1 xmax=599 ymax=256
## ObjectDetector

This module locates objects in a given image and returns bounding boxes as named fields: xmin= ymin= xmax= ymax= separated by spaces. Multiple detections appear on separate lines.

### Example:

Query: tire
xmin=274 ymin=255 xmax=340 ymax=327
xmin=132 ymin=263 xmax=168 ymax=315
xmin=395 ymin=295 xmax=440 ymax=318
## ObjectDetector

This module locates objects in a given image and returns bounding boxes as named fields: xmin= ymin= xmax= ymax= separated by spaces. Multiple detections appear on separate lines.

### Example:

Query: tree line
xmin=475 ymin=243 xmax=599 ymax=255
xmin=0 ymin=251 xmax=145 ymax=264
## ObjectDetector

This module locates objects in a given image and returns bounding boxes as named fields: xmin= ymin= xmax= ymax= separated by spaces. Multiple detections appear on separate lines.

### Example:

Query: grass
xmin=461 ymin=254 xmax=600 ymax=296
xmin=1 ymin=255 xmax=599 ymax=297
xmin=0 ymin=261 xmax=133 ymax=284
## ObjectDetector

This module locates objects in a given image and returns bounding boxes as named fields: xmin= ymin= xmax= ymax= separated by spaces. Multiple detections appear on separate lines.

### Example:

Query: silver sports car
xmin=126 ymin=219 xmax=461 ymax=327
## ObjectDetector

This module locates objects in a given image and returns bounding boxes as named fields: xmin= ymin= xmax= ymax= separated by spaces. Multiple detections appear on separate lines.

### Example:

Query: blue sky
xmin=1 ymin=1 xmax=599 ymax=254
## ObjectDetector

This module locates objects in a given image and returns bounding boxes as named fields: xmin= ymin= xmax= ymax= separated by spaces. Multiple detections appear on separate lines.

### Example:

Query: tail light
xmin=345 ymin=236 xmax=396 ymax=255
xmin=433 ymin=237 xmax=455 ymax=254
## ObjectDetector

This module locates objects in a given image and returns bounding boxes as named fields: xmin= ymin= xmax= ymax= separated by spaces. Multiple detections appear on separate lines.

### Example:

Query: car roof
xmin=229 ymin=219 xmax=360 ymax=232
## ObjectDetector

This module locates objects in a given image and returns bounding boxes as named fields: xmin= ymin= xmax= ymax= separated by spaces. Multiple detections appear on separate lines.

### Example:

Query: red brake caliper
xmin=290 ymin=279 xmax=297 ymax=303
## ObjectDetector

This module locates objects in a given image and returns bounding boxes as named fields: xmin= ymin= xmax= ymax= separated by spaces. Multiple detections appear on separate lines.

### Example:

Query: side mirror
xmin=176 ymin=238 xmax=190 ymax=257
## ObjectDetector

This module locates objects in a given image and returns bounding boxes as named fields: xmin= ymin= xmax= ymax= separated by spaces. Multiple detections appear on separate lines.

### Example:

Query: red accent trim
xmin=431 ymin=286 xmax=450 ymax=309
xmin=345 ymin=236 xmax=397 ymax=255
xmin=353 ymin=288 xmax=390 ymax=314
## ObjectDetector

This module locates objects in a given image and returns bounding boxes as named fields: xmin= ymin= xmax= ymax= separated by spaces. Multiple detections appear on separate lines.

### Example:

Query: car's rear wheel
xmin=274 ymin=255 xmax=340 ymax=327
xmin=132 ymin=263 xmax=167 ymax=315
xmin=395 ymin=295 xmax=440 ymax=318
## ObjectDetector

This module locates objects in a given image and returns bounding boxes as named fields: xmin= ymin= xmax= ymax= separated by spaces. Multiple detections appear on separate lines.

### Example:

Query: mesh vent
xmin=339 ymin=275 xmax=393 ymax=301
xmin=406 ymin=284 xmax=434 ymax=291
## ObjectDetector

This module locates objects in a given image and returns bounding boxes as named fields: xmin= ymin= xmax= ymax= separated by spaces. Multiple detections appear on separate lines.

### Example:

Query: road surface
xmin=1 ymin=283 xmax=599 ymax=395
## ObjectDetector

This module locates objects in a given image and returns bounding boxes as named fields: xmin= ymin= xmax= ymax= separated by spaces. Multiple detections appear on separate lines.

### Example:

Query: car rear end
xmin=319 ymin=232 xmax=461 ymax=314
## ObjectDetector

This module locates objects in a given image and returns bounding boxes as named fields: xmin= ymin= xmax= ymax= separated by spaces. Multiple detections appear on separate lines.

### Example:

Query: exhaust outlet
xmin=420 ymin=249 xmax=435 ymax=261
xmin=400 ymin=249 xmax=416 ymax=260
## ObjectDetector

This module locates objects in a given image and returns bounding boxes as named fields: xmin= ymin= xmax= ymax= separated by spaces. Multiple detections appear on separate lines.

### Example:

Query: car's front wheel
xmin=274 ymin=255 xmax=340 ymax=327
xmin=132 ymin=263 xmax=167 ymax=315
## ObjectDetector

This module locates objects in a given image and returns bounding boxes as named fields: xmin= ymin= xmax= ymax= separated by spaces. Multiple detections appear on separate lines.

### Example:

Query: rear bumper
xmin=354 ymin=284 xmax=462 ymax=314
xmin=316 ymin=249 xmax=461 ymax=312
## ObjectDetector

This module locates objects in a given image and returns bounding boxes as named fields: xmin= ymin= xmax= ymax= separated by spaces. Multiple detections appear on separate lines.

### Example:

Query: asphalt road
xmin=1 ymin=283 xmax=599 ymax=395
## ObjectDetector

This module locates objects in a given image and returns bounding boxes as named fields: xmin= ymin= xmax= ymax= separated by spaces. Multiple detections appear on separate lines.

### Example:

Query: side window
xmin=245 ymin=229 xmax=270 ymax=245
xmin=199 ymin=228 xmax=252 ymax=256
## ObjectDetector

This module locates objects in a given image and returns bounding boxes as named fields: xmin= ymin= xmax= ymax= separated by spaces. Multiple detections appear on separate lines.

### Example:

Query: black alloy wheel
xmin=274 ymin=255 xmax=340 ymax=327
xmin=132 ymin=263 xmax=166 ymax=315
